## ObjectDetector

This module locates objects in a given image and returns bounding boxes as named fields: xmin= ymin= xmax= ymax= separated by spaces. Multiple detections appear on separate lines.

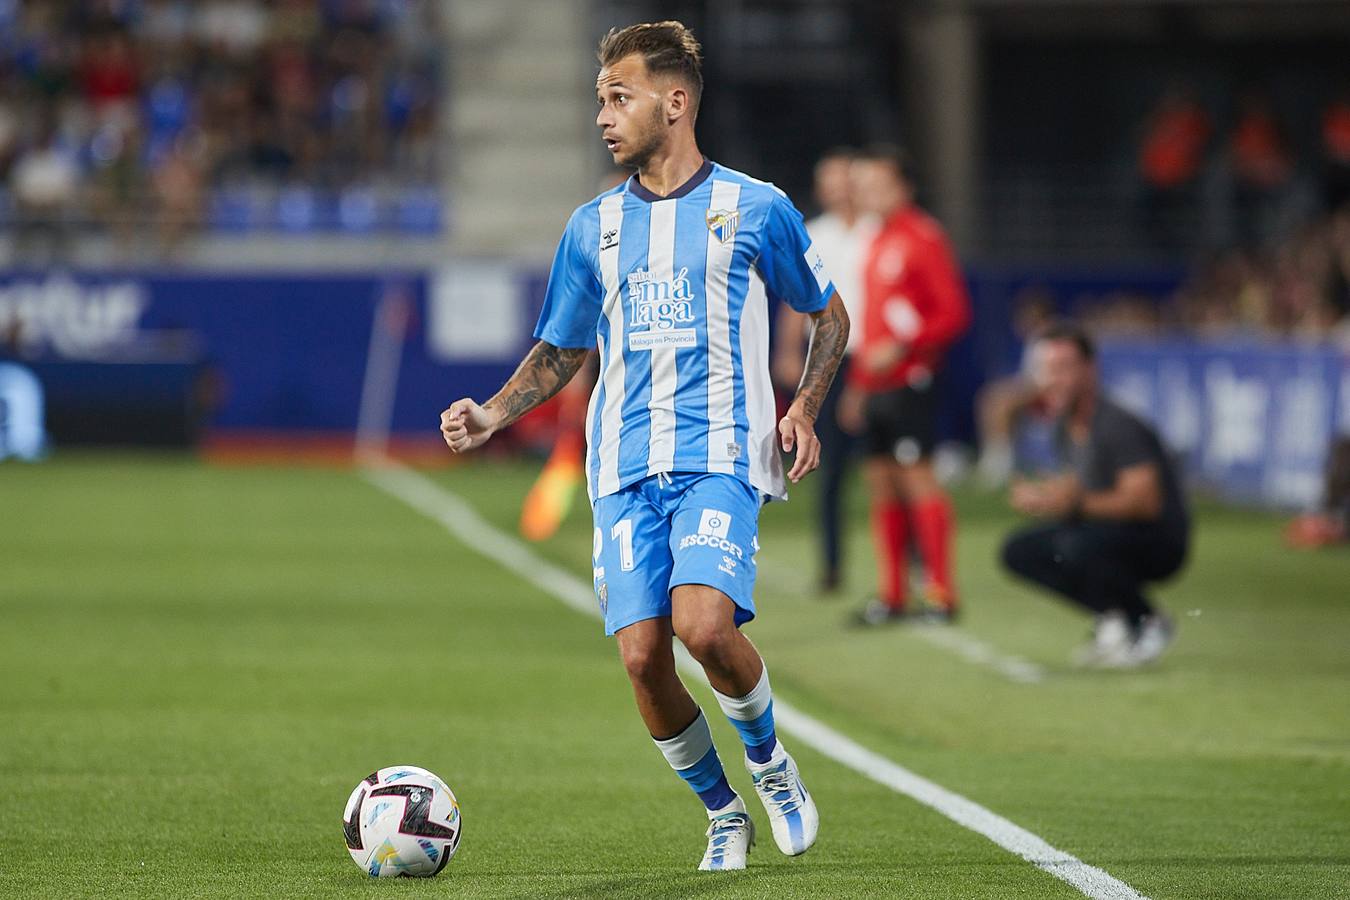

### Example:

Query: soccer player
xmin=771 ymin=148 xmax=877 ymax=592
xmin=844 ymin=146 xmax=971 ymax=625
xmin=1001 ymin=323 xmax=1189 ymax=667
xmin=439 ymin=22 xmax=849 ymax=871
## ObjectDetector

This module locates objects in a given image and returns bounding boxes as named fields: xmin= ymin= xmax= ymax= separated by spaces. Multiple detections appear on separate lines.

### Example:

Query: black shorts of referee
xmin=862 ymin=370 xmax=939 ymax=464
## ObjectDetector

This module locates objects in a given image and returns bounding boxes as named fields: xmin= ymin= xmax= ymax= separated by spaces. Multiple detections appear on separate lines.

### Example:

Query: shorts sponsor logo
xmin=698 ymin=509 xmax=731 ymax=538
xmin=719 ymin=554 xmax=738 ymax=577
xmin=678 ymin=508 xmax=744 ymax=559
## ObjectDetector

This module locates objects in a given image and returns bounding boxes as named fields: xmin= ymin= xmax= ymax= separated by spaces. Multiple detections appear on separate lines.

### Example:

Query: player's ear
xmin=666 ymin=85 xmax=689 ymax=124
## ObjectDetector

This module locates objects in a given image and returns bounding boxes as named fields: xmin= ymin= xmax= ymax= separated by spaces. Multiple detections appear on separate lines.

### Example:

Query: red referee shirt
xmin=851 ymin=206 xmax=972 ymax=393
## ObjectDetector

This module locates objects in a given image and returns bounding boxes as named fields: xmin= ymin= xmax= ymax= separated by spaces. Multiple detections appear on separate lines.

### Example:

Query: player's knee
xmin=1049 ymin=530 xmax=1091 ymax=571
xmin=619 ymin=639 xmax=670 ymax=687
xmin=864 ymin=462 xmax=900 ymax=499
xmin=1001 ymin=530 xmax=1040 ymax=576
xmin=676 ymin=619 xmax=735 ymax=667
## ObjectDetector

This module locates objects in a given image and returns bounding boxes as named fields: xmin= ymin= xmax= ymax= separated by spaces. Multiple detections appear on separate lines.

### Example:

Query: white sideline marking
xmin=911 ymin=626 xmax=1046 ymax=684
xmin=361 ymin=462 xmax=1149 ymax=900
xmin=754 ymin=566 xmax=1047 ymax=684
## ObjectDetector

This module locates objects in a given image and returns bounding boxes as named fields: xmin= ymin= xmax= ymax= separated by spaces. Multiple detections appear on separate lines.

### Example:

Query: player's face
xmin=1033 ymin=339 xmax=1092 ymax=416
xmin=851 ymin=160 xmax=908 ymax=218
xmin=814 ymin=157 xmax=852 ymax=213
xmin=596 ymin=55 xmax=669 ymax=169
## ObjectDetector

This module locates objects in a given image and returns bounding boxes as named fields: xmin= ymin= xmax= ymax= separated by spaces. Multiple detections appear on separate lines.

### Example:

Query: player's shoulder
xmin=1098 ymin=398 xmax=1160 ymax=444
xmin=561 ymin=181 xmax=627 ymax=248
xmin=570 ymin=180 xmax=627 ymax=222
xmin=901 ymin=206 xmax=953 ymax=246
xmin=708 ymin=162 xmax=795 ymax=214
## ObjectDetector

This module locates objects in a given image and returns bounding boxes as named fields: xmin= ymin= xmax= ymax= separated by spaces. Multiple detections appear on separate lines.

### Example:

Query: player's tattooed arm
xmin=487 ymin=341 xmax=590 ymax=429
xmin=440 ymin=341 xmax=588 ymax=454
xmin=792 ymin=293 xmax=850 ymax=421
xmin=778 ymin=292 xmax=849 ymax=482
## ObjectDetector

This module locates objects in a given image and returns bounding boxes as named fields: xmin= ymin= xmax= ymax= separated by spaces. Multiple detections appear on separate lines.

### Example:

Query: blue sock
xmin=714 ymin=664 xmax=779 ymax=765
xmin=653 ymin=710 xmax=738 ymax=812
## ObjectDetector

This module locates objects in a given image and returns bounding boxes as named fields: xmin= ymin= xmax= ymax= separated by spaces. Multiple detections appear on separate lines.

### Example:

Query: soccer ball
xmin=342 ymin=765 xmax=462 ymax=877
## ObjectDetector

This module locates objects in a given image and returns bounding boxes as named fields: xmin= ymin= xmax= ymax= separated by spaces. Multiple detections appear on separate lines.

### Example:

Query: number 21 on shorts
xmin=593 ymin=519 xmax=635 ymax=573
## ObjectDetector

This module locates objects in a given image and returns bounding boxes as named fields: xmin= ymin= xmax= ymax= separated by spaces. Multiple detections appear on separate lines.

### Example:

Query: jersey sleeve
xmin=756 ymin=195 xmax=835 ymax=314
xmin=533 ymin=209 xmax=604 ymax=349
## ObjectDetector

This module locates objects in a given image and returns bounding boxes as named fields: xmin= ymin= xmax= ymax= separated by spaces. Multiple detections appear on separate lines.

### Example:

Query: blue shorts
xmin=591 ymin=472 xmax=762 ymax=636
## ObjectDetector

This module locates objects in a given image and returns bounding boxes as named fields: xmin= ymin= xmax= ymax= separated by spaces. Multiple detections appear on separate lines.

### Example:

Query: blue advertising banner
xmin=1098 ymin=341 xmax=1350 ymax=508
xmin=0 ymin=270 xmax=546 ymax=437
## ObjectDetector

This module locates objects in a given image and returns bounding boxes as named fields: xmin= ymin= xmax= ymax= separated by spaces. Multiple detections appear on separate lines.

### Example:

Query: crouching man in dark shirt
xmin=1001 ymin=322 xmax=1189 ymax=667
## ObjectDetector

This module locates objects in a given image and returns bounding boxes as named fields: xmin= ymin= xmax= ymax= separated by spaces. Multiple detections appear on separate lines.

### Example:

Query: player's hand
xmin=862 ymin=339 xmax=905 ymax=376
xmin=1009 ymin=478 xmax=1045 ymax=515
xmin=440 ymin=399 xmax=498 ymax=454
xmin=1010 ymin=477 xmax=1078 ymax=518
xmin=779 ymin=403 xmax=821 ymax=484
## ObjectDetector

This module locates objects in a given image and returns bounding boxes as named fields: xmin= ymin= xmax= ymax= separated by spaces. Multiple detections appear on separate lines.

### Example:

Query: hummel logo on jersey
xmin=706 ymin=208 xmax=739 ymax=244
xmin=600 ymin=228 xmax=618 ymax=251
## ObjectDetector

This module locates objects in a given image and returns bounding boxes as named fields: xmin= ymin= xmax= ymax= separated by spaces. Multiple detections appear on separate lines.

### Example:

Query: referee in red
xmin=844 ymin=146 xmax=971 ymax=624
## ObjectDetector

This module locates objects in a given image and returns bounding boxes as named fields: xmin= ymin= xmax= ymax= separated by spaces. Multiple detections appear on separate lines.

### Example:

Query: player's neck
xmin=636 ymin=138 xmax=705 ymax=198
xmin=824 ymin=203 xmax=856 ymax=227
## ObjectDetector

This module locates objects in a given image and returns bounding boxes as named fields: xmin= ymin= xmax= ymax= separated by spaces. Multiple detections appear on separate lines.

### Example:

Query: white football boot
xmin=698 ymin=796 xmax=754 ymax=871
xmin=1127 ymin=613 xmax=1175 ymax=666
xmin=1073 ymin=611 xmax=1134 ymax=668
xmin=747 ymin=743 xmax=818 ymax=856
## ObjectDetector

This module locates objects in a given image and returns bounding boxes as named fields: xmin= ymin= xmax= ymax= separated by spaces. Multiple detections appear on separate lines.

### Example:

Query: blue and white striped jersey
xmin=534 ymin=159 xmax=835 ymax=502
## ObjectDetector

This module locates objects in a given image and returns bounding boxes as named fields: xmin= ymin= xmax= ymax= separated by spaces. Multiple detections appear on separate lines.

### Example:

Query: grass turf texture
xmin=1 ymin=454 xmax=1346 ymax=899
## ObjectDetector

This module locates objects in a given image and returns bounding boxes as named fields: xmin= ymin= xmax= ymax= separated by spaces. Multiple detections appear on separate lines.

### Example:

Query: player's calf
xmin=714 ymin=665 xmax=819 ymax=856
xmin=653 ymin=710 xmax=752 ymax=870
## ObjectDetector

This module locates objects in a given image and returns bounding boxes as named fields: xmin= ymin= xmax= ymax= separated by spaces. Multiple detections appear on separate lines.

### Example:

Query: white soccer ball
xmin=342 ymin=765 xmax=462 ymax=877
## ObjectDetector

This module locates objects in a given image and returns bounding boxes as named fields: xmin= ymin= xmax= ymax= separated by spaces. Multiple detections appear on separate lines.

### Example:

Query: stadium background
xmin=2 ymin=2 xmax=1348 ymax=898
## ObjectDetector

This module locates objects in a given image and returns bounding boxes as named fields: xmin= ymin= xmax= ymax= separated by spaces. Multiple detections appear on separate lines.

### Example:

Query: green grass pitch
xmin=2 ymin=454 xmax=1347 ymax=898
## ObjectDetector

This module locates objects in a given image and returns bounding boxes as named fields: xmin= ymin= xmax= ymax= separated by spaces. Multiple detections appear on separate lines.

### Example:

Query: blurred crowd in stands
xmin=0 ymin=0 xmax=442 ymax=258
xmin=1125 ymin=86 xmax=1350 ymax=345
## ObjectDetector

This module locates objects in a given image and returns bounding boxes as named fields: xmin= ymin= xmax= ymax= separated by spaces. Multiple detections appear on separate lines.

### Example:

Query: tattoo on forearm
xmin=793 ymin=298 xmax=849 ymax=420
xmin=488 ymin=341 xmax=589 ymax=429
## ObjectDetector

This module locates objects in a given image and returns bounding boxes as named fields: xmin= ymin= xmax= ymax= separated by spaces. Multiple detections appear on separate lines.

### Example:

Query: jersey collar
xmin=626 ymin=158 xmax=713 ymax=203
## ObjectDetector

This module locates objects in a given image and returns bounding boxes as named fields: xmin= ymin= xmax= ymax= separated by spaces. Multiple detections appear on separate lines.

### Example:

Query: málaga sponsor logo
xmin=626 ymin=266 xmax=697 ymax=350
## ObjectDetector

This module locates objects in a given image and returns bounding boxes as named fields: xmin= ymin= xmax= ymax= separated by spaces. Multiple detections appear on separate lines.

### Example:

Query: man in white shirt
xmin=772 ymin=148 xmax=877 ymax=591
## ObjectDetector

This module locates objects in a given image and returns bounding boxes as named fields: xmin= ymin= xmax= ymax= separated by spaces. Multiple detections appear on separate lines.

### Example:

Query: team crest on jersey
xmin=706 ymin=209 xmax=739 ymax=244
